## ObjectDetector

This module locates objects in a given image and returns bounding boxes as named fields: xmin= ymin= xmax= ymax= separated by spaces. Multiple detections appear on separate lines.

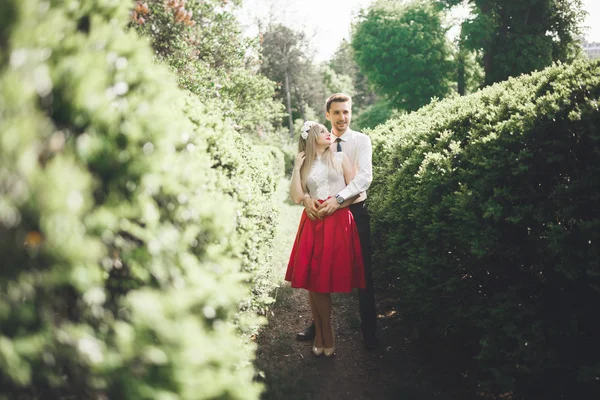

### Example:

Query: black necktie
xmin=335 ymin=138 xmax=342 ymax=152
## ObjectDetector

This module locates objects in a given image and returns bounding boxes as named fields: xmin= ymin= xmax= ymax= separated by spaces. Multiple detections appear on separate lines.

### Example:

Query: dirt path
xmin=254 ymin=283 xmax=483 ymax=400
xmin=254 ymin=180 xmax=479 ymax=400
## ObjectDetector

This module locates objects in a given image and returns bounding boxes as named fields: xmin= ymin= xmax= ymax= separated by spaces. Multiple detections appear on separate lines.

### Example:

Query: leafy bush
xmin=180 ymin=95 xmax=281 ymax=332
xmin=0 ymin=0 xmax=281 ymax=398
xmin=368 ymin=59 xmax=600 ymax=398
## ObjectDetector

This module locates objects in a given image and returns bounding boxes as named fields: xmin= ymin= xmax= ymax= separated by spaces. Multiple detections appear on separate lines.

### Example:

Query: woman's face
xmin=314 ymin=126 xmax=332 ymax=147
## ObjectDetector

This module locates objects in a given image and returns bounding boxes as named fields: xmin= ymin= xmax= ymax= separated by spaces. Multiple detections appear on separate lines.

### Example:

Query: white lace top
xmin=306 ymin=152 xmax=347 ymax=200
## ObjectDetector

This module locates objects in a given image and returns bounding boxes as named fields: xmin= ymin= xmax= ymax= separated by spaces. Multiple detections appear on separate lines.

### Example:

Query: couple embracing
xmin=285 ymin=93 xmax=378 ymax=357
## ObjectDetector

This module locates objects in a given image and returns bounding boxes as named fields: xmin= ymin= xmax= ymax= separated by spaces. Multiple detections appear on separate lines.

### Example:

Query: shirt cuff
xmin=337 ymin=188 xmax=353 ymax=201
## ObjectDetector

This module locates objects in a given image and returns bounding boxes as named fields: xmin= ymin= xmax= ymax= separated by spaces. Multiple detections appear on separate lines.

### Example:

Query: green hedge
xmin=368 ymin=59 xmax=600 ymax=398
xmin=0 ymin=0 xmax=281 ymax=398
xmin=182 ymin=95 xmax=281 ymax=330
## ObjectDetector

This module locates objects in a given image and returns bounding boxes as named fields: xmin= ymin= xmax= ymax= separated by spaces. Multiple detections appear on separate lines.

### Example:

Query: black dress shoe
xmin=363 ymin=333 xmax=379 ymax=350
xmin=296 ymin=321 xmax=316 ymax=341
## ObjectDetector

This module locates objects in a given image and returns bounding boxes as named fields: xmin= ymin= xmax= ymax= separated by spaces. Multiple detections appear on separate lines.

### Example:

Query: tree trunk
xmin=457 ymin=53 xmax=466 ymax=96
xmin=284 ymin=68 xmax=293 ymax=138
xmin=480 ymin=1 xmax=495 ymax=86
xmin=457 ymin=28 xmax=466 ymax=96
xmin=294 ymin=85 xmax=306 ymax=121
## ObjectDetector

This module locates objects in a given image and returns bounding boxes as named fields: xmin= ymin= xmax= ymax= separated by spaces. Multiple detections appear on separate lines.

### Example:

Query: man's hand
xmin=303 ymin=197 xmax=321 ymax=220
xmin=317 ymin=197 xmax=340 ymax=218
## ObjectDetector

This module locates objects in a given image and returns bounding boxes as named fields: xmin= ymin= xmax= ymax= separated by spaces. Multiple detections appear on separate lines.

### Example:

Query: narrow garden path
xmin=254 ymin=179 xmax=480 ymax=400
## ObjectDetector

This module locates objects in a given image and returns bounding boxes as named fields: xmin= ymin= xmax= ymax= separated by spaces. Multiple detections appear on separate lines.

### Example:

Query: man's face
xmin=326 ymin=101 xmax=352 ymax=135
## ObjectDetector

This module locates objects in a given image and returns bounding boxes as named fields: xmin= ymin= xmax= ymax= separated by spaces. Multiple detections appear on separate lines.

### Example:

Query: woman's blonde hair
xmin=298 ymin=123 xmax=342 ymax=194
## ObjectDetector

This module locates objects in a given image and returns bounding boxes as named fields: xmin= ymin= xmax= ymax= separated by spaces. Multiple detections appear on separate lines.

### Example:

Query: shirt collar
xmin=334 ymin=128 xmax=353 ymax=142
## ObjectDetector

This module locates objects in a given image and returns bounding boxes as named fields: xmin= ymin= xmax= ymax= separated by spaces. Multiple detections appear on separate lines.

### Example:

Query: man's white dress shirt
xmin=330 ymin=128 xmax=373 ymax=204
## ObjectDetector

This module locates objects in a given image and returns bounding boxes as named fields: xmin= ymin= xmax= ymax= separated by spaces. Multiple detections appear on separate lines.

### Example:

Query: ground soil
xmin=254 ymin=282 xmax=483 ymax=400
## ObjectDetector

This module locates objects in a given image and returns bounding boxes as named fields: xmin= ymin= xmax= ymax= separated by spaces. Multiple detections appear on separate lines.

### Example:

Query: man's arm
xmin=337 ymin=134 xmax=373 ymax=200
xmin=318 ymin=134 xmax=373 ymax=216
xmin=318 ymin=194 xmax=358 ymax=217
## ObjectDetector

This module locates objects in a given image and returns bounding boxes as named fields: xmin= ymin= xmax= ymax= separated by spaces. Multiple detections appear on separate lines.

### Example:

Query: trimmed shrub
xmin=182 ymin=95 xmax=281 ymax=330
xmin=0 ymin=0 xmax=280 ymax=398
xmin=368 ymin=59 xmax=600 ymax=398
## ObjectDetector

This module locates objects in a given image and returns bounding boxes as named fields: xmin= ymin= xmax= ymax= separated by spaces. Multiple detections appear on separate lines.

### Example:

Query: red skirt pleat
xmin=285 ymin=204 xmax=365 ymax=293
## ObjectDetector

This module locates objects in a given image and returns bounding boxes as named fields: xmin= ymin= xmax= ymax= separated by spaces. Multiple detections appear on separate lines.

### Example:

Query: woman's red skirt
xmin=285 ymin=204 xmax=366 ymax=293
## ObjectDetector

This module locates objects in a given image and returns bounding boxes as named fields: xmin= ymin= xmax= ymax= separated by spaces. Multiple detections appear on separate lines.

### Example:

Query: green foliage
xmin=352 ymin=0 xmax=455 ymax=111
xmin=368 ymin=59 xmax=600 ymax=398
xmin=182 ymin=96 xmax=281 ymax=331
xmin=444 ymin=0 xmax=586 ymax=86
xmin=0 ymin=0 xmax=282 ymax=398
xmin=453 ymin=28 xmax=485 ymax=95
xmin=321 ymin=64 xmax=355 ymax=99
xmin=130 ymin=0 xmax=284 ymax=138
xmin=329 ymin=40 xmax=378 ymax=113
xmin=328 ymin=39 xmax=389 ymax=131
xmin=352 ymin=99 xmax=400 ymax=131
xmin=260 ymin=23 xmax=330 ymax=134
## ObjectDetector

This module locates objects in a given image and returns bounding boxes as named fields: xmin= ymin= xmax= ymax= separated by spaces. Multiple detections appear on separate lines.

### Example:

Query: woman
xmin=285 ymin=121 xmax=366 ymax=357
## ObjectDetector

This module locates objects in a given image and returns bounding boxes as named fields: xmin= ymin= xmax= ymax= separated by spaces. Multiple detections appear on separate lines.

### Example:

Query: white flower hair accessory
xmin=300 ymin=121 xmax=317 ymax=140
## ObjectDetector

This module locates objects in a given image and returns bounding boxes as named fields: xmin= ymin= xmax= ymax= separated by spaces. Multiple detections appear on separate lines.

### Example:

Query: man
xmin=297 ymin=93 xmax=379 ymax=349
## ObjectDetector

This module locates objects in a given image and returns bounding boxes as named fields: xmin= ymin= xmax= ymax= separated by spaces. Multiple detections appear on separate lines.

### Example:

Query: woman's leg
xmin=309 ymin=292 xmax=323 ymax=348
xmin=311 ymin=292 xmax=333 ymax=348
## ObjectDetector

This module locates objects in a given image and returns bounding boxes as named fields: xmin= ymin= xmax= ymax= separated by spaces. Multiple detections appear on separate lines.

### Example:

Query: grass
xmin=260 ymin=177 xmax=304 ymax=302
